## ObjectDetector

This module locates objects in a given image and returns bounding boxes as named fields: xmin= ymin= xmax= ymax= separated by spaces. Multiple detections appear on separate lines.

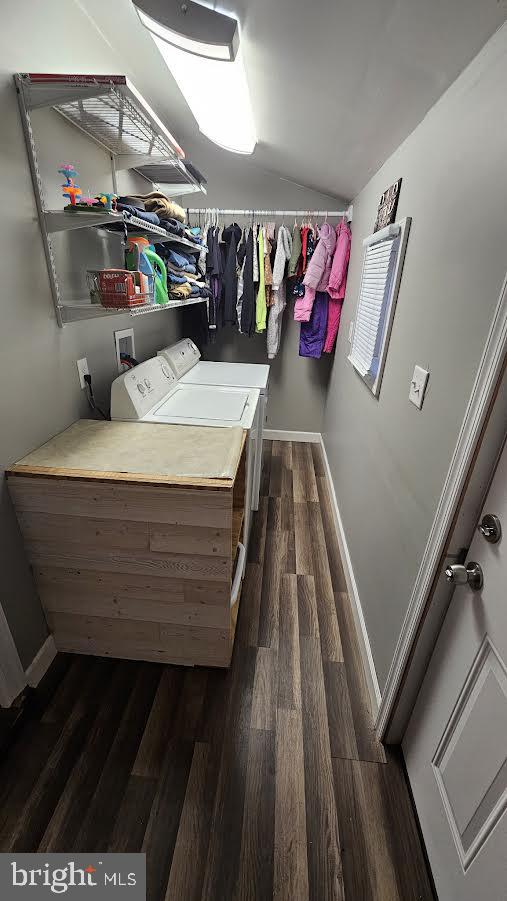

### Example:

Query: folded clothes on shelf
xmin=118 ymin=196 xmax=146 ymax=210
xmin=166 ymin=248 xmax=197 ymax=273
xmin=159 ymin=217 xmax=185 ymax=237
xmin=184 ymin=228 xmax=205 ymax=246
xmin=128 ymin=192 xmax=186 ymax=223
xmin=117 ymin=203 xmax=161 ymax=226
xmin=166 ymin=262 xmax=189 ymax=279
xmin=169 ymin=283 xmax=192 ymax=299
xmin=167 ymin=270 xmax=188 ymax=285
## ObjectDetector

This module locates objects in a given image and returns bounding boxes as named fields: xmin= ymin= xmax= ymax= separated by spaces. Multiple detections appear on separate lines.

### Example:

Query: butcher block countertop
xmin=7 ymin=419 xmax=245 ymax=489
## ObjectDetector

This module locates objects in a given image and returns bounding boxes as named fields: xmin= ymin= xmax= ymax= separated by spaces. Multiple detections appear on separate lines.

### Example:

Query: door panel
xmin=434 ymin=636 xmax=507 ymax=868
xmin=403 ymin=440 xmax=507 ymax=900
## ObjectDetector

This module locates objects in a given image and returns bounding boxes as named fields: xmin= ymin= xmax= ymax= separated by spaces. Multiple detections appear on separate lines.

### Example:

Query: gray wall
xmin=0 ymin=1 xmax=183 ymax=668
xmin=178 ymin=155 xmax=347 ymax=431
xmin=322 ymin=24 xmax=507 ymax=690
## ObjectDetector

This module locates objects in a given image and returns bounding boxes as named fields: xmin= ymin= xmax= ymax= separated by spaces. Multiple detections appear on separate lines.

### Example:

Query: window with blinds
xmin=348 ymin=218 xmax=411 ymax=396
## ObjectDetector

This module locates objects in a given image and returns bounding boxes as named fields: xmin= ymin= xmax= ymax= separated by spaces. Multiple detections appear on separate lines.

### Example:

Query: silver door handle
xmin=445 ymin=562 xmax=483 ymax=591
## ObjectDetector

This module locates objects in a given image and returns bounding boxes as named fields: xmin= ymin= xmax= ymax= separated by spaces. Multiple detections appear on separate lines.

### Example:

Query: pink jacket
xmin=323 ymin=220 xmax=352 ymax=353
xmin=294 ymin=223 xmax=336 ymax=322
xmin=327 ymin=220 xmax=351 ymax=300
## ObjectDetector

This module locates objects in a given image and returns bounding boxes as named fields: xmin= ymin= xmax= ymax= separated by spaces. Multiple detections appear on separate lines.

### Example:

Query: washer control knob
xmin=137 ymin=383 xmax=146 ymax=394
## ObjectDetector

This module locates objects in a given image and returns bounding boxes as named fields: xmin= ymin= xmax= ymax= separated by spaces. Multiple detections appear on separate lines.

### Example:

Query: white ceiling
xmin=80 ymin=0 xmax=507 ymax=200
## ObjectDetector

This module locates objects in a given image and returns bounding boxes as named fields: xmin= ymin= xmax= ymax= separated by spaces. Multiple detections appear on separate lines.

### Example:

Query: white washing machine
xmin=110 ymin=355 xmax=260 ymax=546
xmin=157 ymin=338 xmax=269 ymax=510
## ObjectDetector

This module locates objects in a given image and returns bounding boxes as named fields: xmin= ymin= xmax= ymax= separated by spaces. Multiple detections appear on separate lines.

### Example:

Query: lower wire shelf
xmin=59 ymin=296 xmax=207 ymax=324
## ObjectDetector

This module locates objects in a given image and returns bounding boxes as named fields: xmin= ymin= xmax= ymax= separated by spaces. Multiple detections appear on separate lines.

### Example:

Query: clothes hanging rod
xmin=186 ymin=204 xmax=353 ymax=221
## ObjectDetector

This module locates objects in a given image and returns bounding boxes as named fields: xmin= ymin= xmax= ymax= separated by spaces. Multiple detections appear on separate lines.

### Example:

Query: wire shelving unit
xmin=15 ymin=73 xmax=207 ymax=326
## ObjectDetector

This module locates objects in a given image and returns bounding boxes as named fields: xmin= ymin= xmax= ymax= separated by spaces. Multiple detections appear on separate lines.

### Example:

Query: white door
xmin=403 ymin=439 xmax=507 ymax=899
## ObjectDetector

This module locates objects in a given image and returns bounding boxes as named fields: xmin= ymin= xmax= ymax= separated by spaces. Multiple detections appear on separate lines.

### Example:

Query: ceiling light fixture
xmin=134 ymin=0 xmax=257 ymax=155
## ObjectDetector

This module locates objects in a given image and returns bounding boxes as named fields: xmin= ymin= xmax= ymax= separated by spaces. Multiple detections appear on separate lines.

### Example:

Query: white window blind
xmin=348 ymin=218 xmax=411 ymax=396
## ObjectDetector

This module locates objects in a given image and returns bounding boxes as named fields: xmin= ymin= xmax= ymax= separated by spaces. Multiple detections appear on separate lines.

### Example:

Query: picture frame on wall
xmin=374 ymin=178 xmax=402 ymax=232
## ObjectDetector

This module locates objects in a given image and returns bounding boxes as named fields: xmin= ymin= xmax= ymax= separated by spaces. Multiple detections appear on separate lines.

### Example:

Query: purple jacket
xmin=294 ymin=223 xmax=336 ymax=322
xmin=299 ymin=291 xmax=328 ymax=358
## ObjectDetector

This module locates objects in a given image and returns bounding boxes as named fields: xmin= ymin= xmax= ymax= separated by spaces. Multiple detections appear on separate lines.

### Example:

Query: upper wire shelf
xmin=16 ymin=73 xmax=206 ymax=193
xmin=17 ymin=73 xmax=182 ymax=158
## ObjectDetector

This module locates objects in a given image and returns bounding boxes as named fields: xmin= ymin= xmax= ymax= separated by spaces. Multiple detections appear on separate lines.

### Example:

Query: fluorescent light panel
xmin=151 ymin=33 xmax=256 ymax=154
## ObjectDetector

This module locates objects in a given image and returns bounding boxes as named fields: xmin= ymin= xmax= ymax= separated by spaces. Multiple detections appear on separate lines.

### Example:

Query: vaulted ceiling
xmin=81 ymin=0 xmax=507 ymax=200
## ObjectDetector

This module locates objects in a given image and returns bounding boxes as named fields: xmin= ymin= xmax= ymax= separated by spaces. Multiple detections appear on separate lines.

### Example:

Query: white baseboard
xmin=25 ymin=635 xmax=57 ymax=688
xmin=264 ymin=429 xmax=321 ymax=443
xmin=319 ymin=436 xmax=382 ymax=712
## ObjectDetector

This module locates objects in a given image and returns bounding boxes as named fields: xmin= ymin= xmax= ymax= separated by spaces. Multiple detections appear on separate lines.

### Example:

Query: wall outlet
xmin=409 ymin=364 xmax=429 ymax=409
xmin=76 ymin=357 xmax=89 ymax=389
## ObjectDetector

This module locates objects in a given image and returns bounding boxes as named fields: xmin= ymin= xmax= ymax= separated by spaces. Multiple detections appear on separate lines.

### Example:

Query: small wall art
xmin=374 ymin=178 xmax=402 ymax=232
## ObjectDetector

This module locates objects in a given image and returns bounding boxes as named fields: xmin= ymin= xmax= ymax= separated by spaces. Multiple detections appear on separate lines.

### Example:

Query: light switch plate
xmin=409 ymin=365 xmax=429 ymax=409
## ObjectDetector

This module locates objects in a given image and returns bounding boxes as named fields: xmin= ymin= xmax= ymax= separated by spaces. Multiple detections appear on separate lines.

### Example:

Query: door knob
xmin=445 ymin=562 xmax=483 ymax=591
xmin=478 ymin=513 xmax=501 ymax=544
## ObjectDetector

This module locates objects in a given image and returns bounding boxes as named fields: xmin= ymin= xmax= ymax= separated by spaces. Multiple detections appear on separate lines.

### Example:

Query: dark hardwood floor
xmin=0 ymin=440 xmax=434 ymax=900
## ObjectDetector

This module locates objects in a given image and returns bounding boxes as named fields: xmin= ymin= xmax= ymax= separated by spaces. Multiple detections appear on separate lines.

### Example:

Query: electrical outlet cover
xmin=409 ymin=364 xmax=429 ymax=409
xmin=115 ymin=328 xmax=135 ymax=374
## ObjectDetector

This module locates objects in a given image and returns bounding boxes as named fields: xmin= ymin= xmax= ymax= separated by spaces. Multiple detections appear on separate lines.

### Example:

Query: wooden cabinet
xmin=7 ymin=439 xmax=246 ymax=668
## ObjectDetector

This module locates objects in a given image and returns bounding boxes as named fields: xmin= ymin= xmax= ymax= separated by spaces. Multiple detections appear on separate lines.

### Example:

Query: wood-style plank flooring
xmin=0 ymin=441 xmax=434 ymax=900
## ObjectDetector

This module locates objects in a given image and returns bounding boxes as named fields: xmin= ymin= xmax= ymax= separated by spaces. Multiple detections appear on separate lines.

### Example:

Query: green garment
xmin=256 ymin=227 xmax=266 ymax=332
xmin=287 ymin=225 xmax=302 ymax=276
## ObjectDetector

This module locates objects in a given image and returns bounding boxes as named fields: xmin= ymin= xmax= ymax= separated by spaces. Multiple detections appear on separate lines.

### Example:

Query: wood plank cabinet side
xmin=7 ymin=452 xmax=246 ymax=668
